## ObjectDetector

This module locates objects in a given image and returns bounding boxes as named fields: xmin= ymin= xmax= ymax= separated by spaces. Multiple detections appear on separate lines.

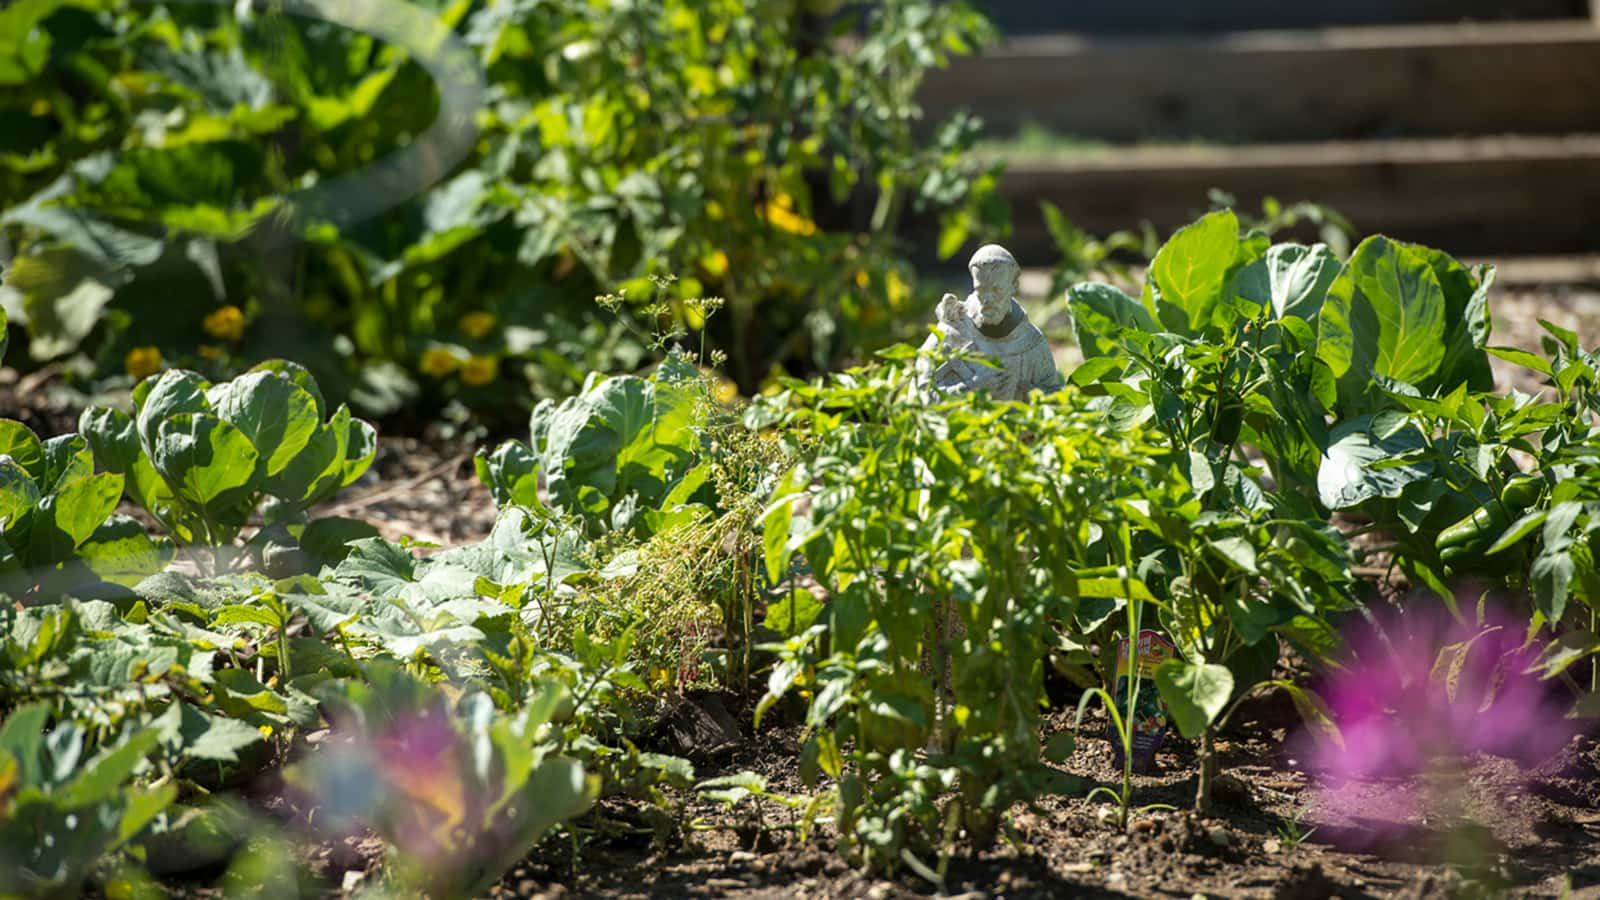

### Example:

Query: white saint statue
xmin=917 ymin=244 xmax=1063 ymax=401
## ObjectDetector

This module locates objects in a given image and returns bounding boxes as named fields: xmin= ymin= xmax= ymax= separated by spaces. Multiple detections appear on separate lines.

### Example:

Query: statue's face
xmin=970 ymin=267 xmax=1014 ymax=324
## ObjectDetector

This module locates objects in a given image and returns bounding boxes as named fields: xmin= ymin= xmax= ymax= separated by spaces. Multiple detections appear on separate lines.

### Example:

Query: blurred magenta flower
xmin=1303 ymin=603 xmax=1575 ymax=782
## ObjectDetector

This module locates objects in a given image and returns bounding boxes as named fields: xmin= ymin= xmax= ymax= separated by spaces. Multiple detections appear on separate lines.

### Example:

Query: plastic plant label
xmin=1109 ymin=629 xmax=1176 ymax=773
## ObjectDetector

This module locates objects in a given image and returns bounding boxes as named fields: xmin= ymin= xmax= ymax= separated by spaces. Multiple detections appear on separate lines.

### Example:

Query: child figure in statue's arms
xmin=918 ymin=244 xmax=1063 ymax=401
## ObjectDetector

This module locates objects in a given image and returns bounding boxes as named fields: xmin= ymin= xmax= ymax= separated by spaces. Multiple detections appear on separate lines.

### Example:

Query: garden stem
xmin=1197 ymin=727 xmax=1216 ymax=813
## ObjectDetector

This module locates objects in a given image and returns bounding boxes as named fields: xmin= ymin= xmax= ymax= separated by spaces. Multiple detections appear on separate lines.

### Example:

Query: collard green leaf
xmin=297 ymin=517 xmax=381 ymax=570
xmin=135 ymin=370 xmax=212 ymax=452
xmin=474 ymin=440 xmax=541 ymax=509
xmin=1153 ymin=658 xmax=1233 ymax=739
xmin=0 ymin=419 xmax=44 ymax=482
xmin=1316 ymin=415 xmax=1431 ymax=510
xmin=263 ymin=407 xmax=347 ymax=505
xmin=1149 ymin=209 xmax=1239 ymax=335
xmin=207 ymin=371 xmax=320 ymax=479
xmin=0 ymin=457 xmax=40 ymax=536
xmin=78 ymin=516 xmax=175 ymax=587
xmin=151 ymin=414 xmax=259 ymax=514
xmin=29 ymin=471 xmax=123 ymax=563
xmin=1237 ymin=243 xmax=1340 ymax=324
xmin=1065 ymin=282 xmax=1157 ymax=358
xmin=248 ymin=360 xmax=326 ymax=419
xmin=79 ymin=406 xmax=142 ymax=476
xmin=1317 ymin=237 xmax=1447 ymax=413
xmin=340 ymin=417 xmax=377 ymax=488
xmin=38 ymin=434 xmax=93 ymax=494
xmin=1411 ymin=249 xmax=1495 ymax=395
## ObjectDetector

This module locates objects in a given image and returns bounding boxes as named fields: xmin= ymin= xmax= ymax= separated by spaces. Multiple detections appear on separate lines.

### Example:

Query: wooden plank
xmin=939 ymin=136 xmax=1600 ymax=265
xmin=920 ymin=21 xmax=1600 ymax=142
xmin=974 ymin=0 xmax=1585 ymax=35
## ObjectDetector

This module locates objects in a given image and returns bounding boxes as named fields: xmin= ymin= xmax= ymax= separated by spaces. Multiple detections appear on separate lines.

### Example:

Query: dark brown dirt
xmin=482 ymin=693 xmax=1600 ymax=900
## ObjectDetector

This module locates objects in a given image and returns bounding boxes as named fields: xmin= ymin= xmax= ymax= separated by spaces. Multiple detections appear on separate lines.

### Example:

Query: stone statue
xmin=917 ymin=244 xmax=1063 ymax=401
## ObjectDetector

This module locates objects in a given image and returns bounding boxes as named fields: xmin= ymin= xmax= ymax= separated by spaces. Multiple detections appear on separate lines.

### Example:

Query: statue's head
xmin=968 ymin=244 xmax=1019 ymax=325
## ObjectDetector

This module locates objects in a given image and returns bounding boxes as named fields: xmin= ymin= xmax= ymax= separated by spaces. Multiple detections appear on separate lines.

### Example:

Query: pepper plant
xmin=757 ymin=355 xmax=1169 ymax=871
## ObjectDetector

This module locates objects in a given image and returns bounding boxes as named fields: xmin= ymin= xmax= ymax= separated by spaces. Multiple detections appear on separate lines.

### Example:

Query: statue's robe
xmin=918 ymin=296 xmax=1063 ymax=401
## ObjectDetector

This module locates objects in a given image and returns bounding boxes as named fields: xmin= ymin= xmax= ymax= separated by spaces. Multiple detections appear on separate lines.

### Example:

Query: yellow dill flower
xmin=419 ymin=347 xmax=460 ymax=377
xmin=124 ymin=346 xmax=163 ymax=380
xmin=458 ymin=311 xmax=497 ymax=340
xmin=198 ymin=344 xmax=223 ymax=361
xmin=760 ymin=191 xmax=817 ymax=236
xmin=460 ymin=354 xmax=499 ymax=386
xmin=202 ymin=305 xmax=246 ymax=341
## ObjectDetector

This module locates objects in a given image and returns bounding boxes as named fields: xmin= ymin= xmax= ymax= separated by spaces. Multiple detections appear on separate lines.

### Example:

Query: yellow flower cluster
xmin=419 ymin=347 xmax=460 ymax=377
xmin=460 ymin=355 xmax=499 ymax=386
xmin=420 ymin=346 xmax=499 ymax=386
xmin=202 ymin=305 xmax=246 ymax=341
xmin=124 ymin=346 xmax=163 ymax=380
xmin=458 ymin=311 xmax=498 ymax=340
xmin=759 ymin=191 xmax=817 ymax=236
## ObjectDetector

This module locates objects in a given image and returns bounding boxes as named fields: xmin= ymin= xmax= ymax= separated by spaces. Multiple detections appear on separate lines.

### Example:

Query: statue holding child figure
xmin=917 ymin=244 xmax=1064 ymax=401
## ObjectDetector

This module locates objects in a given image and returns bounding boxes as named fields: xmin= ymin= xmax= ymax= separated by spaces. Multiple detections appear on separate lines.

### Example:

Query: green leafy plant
xmin=0 ymin=0 xmax=1006 ymax=423
xmin=76 ymin=360 xmax=374 ymax=569
xmin=288 ymin=662 xmax=596 ymax=899
xmin=0 ymin=418 xmax=172 ymax=603
xmin=0 ymin=705 xmax=176 ymax=899
xmin=757 ymin=355 xmax=1168 ymax=871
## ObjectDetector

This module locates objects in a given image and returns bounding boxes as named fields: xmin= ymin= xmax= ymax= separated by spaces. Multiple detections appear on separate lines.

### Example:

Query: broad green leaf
xmin=1317 ymin=236 xmax=1447 ymax=412
xmin=763 ymin=587 xmax=823 ymax=638
xmin=1533 ymin=548 xmax=1574 ymax=623
xmin=264 ymin=407 xmax=348 ymax=504
xmin=247 ymin=360 xmax=326 ymax=417
xmin=207 ymin=372 xmax=320 ymax=479
xmin=20 ymin=276 xmax=115 ymax=360
xmin=0 ymin=419 xmax=44 ymax=482
xmin=79 ymin=407 xmax=143 ymax=476
xmin=298 ymin=517 xmax=381 ymax=569
xmin=1237 ymin=243 xmax=1340 ymax=324
xmin=60 ymin=729 xmax=160 ymax=807
xmin=0 ymin=704 xmax=50 ymax=788
xmin=474 ymin=441 xmax=541 ymax=509
xmin=1413 ymin=251 xmax=1495 ymax=394
xmin=154 ymin=702 xmax=264 ymax=764
xmin=1149 ymin=209 xmax=1239 ymax=334
xmin=1316 ymin=415 xmax=1430 ymax=510
xmin=1154 ymin=658 xmax=1233 ymax=739
xmin=38 ymin=434 xmax=93 ymax=493
xmin=1206 ymin=536 xmax=1258 ymax=574
xmin=0 ymin=0 xmax=59 ymax=85
xmin=28 ymin=473 xmax=122 ymax=564
xmin=117 ymin=783 xmax=179 ymax=848
xmin=78 ymin=516 xmax=176 ymax=587
xmin=135 ymin=370 xmax=212 ymax=452
xmin=0 ymin=457 xmax=40 ymax=536
xmin=340 ymin=418 xmax=377 ymax=488
xmin=151 ymin=414 xmax=259 ymax=513
xmin=1065 ymin=282 xmax=1157 ymax=358
xmin=333 ymin=538 xmax=417 ymax=597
